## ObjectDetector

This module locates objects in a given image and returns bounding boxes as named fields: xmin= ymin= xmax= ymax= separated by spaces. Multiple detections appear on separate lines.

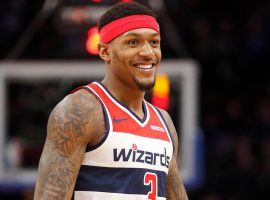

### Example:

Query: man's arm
xmin=159 ymin=109 xmax=188 ymax=200
xmin=34 ymin=90 xmax=104 ymax=200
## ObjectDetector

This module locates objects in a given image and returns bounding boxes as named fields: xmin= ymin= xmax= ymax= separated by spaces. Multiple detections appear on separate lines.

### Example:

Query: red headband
xmin=99 ymin=15 xmax=160 ymax=43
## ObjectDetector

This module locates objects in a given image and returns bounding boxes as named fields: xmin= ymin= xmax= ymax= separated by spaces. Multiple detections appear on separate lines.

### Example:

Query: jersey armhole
xmin=73 ymin=86 xmax=111 ymax=152
xmin=153 ymin=106 xmax=175 ymax=153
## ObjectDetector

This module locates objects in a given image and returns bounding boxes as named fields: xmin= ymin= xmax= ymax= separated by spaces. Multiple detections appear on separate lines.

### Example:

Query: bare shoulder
xmin=34 ymin=88 xmax=105 ymax=199
xmin=157 ymin=108 xmax=175 ymax=131
xmin=157 ymin=108 xmax=189 ymax=199
xmin=157 ymin=108 xmax=178 ymax=146
xmin=48 ymin=88 xmax=105 ymax=146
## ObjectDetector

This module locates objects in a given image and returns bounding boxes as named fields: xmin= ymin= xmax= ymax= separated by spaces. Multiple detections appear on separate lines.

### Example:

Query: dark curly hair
xmin=98 ymin=2 xmax=156 ymax=31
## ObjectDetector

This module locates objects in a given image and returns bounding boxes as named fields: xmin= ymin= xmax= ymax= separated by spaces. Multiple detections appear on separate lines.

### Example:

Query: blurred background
xmin=0 ymin=0 xmax=270 ymax=199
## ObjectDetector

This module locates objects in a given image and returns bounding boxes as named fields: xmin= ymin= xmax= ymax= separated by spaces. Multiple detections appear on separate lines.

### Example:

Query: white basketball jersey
xmin=73 ymin=82 xmax=174 ymax=200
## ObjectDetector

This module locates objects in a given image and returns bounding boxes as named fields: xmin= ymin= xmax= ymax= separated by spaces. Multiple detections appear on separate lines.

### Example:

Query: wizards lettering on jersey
xmin=113 ymin=147 xmax=170 ymax=168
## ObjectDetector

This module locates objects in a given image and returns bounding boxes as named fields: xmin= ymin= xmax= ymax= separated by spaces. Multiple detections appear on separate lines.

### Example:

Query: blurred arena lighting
xmin=55 ymin=1 xmax=144 ymax=33
xmin=58 ymin=5 xmax=108 ymax=33
xmin=5 ymin=0 xmax=189 ymax=60
xmin=86 ymin=26 xmax=100 ymax=55
xmin=56 ymin=0 xmax=189 ymax=57
xmin=92 ymin=0 xmax=103 ymax=3
xmin=0 ymin=60 xmax=203 ymax=190
xmin=152 ymin=73 xmax=170 ymax=110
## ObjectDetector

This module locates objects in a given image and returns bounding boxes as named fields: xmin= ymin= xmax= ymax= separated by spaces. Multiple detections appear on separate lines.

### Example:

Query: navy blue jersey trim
xmin=75 ymin=165 xmax=167 ymax=197
xmin=71 ymin=192 xmax=74 ymax=200
xmin=76 ymin=86 xmax=111 ymax=152
xmin=86 ymin=103 xmax=110 ymax=152
xmin=97 ymin=82 xmax=148 ymax=123
xmin=153 ymin=106 xmax=175 ymax=152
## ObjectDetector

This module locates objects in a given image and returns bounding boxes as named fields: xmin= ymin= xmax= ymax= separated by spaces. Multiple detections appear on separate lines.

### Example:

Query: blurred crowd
xmin=174 ymin=0 xmax=270 ymax=199
xmin=1 ymin=0 xmax=270 ymax=200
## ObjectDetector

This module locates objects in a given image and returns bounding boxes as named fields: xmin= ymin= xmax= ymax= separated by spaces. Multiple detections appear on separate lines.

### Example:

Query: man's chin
xmin=134 ymin=78 xmax=156 ymax=91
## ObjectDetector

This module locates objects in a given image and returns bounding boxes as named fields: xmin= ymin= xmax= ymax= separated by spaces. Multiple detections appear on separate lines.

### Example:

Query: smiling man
xmin=34 ymin=2 xmax=188 ymax=200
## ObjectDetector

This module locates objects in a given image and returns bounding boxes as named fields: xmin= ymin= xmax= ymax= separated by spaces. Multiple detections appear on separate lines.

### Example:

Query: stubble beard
xmin=112 ymin=51 xmax=157 ymax=91
xmin=133 ymin=76 xmax=156 ymax=91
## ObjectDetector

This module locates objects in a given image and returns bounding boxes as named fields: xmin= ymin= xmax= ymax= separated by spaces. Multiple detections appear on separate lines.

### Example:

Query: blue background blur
xmin=0 ymin=0 xmax=270 ymax=199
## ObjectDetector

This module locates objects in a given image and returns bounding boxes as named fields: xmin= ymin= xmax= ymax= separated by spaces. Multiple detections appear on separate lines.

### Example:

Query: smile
xmin=133 ymin=64 xmax=154 ymax=71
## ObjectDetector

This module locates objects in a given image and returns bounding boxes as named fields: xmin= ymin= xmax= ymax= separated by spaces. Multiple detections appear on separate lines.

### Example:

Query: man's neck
xmin=101 ymin=77 xmax=145 ymax=119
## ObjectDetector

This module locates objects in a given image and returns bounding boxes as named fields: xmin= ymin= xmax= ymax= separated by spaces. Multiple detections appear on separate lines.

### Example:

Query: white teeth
xmin=136 ymin=64 xmax=153 ymax=69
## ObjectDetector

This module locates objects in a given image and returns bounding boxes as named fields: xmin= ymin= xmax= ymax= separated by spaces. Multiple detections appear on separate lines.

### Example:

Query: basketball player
xmin=34 ymin=2 xmax=188 ymax=200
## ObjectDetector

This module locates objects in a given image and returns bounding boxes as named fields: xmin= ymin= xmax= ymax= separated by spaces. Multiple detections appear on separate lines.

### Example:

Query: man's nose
xmin=139 ymin=43 xmax=155 ymax=57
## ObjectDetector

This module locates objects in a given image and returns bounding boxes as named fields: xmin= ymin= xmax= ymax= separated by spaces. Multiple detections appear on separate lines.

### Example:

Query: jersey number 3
xmin=144 ymin=172 xmax=158 ymax=200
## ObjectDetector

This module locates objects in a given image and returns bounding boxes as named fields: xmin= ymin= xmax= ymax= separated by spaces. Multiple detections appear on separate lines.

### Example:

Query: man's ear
xmin=98 ymin=42 xmax=111 ymax=63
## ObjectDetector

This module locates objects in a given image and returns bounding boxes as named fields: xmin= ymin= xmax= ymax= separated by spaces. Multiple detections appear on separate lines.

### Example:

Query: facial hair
xmin=112 ymin=51 xmax=156 ymax=91
xmin=133 ymin=76 xmax=156 ymax=91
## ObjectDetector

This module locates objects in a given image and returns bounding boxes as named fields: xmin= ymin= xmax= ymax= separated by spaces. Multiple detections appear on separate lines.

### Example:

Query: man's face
xmin=107 ymin=28 xmax=161 ymax=91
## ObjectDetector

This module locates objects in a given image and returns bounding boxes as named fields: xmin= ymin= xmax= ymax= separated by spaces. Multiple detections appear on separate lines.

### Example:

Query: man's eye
xmin=150 ymin=40 xmax=160 ymax=46
xmin=128 ymin=40 xmax=138 ymax=46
